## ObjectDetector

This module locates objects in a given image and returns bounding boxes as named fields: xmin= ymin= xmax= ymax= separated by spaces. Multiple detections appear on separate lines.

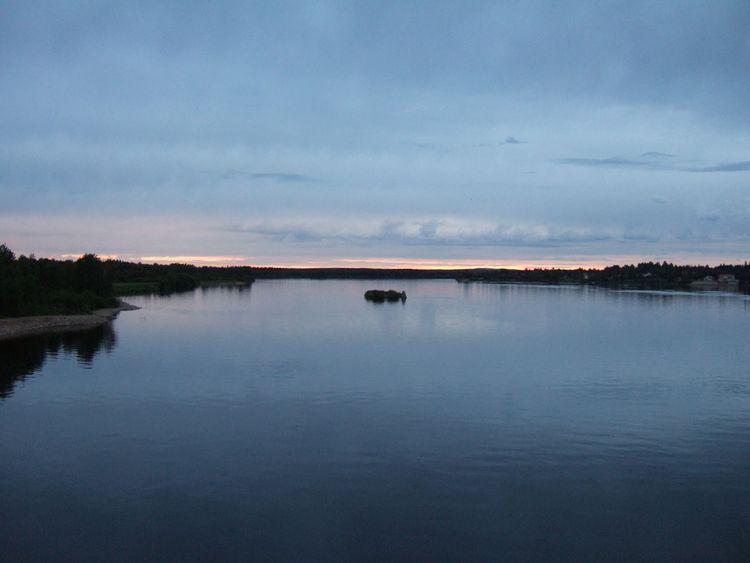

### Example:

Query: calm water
xmin=1 ymin=280 xmax=750 ymax=561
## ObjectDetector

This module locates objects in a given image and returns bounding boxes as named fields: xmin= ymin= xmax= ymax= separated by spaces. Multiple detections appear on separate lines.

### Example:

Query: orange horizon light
xmin=49 ymin=252 xmax=740 ymax=270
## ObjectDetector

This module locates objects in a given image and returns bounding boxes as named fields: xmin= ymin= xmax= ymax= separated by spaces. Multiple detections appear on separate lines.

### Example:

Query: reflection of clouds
xmin=560 ymin=373 xmax=671 ymax=402
xmin=404 ymin=304 xmax=500 ymax=338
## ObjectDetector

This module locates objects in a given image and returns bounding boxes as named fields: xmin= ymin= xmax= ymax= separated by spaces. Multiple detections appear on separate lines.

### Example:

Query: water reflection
xmin=0 ymin=324 xmax=116 ymax=399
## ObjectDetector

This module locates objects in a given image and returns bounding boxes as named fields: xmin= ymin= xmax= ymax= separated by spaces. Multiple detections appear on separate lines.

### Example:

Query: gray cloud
xmin=224 ymin=218 xmax=670 ymax=249
xmin=641 ymin=152 xmax=675 ymax=158
xmin=558 ymin=156 xmax=750 ymax=175
xmin=691 ymin=161 xmax=750 ymax=173
xmin=557 ymin=157 xmax=655 ymax=169
xmin=251 ymin=173 xmax=317 ymax=183
xmin=419 ymin=220 xmax=439 ymax=238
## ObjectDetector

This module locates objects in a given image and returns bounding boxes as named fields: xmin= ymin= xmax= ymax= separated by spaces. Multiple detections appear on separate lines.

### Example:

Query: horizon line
xmin=38 ymin=253 xmax=750 ymax=270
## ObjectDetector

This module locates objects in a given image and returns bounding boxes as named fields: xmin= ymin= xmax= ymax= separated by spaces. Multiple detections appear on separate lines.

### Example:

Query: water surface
xmin=1 ymin=281 xmax=749 ymax=561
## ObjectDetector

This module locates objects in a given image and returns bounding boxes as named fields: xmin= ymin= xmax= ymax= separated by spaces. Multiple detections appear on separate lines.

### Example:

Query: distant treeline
xmin=2 ymin=243 xmax=748 ymax=317
xmin=247 ymin=262 xmax=750 ymax=290
xmin=248 ymin=267 xmax=461 ymax=280
xmin=453 ymin=262 xmax=750 ymax=291
xmin=105 ymin=259 xmax=255 ymax=296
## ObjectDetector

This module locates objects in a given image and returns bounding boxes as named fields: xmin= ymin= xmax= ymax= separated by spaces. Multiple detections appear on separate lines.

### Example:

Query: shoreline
xmin=0 ymin=301 xmax=140 ymax=343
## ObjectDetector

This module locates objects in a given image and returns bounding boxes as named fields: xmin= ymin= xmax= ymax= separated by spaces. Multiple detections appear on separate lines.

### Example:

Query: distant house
xmin=718 ymin=274 xmax=737 ymax=284
xmin=690 ymin=274 xmax=739 ymax=290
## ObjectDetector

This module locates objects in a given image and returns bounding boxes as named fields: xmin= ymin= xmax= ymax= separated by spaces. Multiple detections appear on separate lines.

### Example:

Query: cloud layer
xmin=1 ymin=1 xmax=749 ymax=265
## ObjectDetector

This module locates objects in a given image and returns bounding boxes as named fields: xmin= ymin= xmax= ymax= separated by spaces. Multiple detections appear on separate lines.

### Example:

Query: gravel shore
xmin=0 ymin=301 xmax=140 ymax=342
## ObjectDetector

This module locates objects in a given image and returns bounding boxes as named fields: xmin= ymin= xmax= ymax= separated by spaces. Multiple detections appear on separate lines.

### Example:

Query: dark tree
xmin=75 ymin=254 xmax=111 ymax=296
xmin=0 ymin=244 xmax=22 ymax=316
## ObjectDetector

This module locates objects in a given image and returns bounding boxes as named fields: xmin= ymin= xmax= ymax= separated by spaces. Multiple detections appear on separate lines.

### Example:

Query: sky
xmin=1 ymin=0 xmax=749 ymax=268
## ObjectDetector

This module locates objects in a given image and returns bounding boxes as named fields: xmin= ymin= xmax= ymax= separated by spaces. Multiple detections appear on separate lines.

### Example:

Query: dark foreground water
xmin=1 ymin=280 xmax=749 ymax=561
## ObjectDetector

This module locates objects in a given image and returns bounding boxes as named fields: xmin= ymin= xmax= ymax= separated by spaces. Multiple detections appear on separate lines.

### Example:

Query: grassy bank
xmin=112 ymin=282 xmax=161 ymax=296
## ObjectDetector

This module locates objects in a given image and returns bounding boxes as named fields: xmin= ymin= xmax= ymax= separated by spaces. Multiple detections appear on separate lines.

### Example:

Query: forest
xmin=0 ymin=244 xmax=254 ymax=317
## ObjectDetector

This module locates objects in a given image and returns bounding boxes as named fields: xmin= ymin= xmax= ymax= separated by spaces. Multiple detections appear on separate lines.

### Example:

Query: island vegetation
xmin=364 ymin=289 xmax=407 ymax=303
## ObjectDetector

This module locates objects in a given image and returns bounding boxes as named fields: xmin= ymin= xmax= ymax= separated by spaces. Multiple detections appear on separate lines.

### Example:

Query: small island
xmin=364 ymin=289 xmax=407 ymax=303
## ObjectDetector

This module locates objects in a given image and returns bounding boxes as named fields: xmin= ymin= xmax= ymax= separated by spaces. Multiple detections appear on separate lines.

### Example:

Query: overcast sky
xmin=2 ymin=0 xmax=749 ymax=267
